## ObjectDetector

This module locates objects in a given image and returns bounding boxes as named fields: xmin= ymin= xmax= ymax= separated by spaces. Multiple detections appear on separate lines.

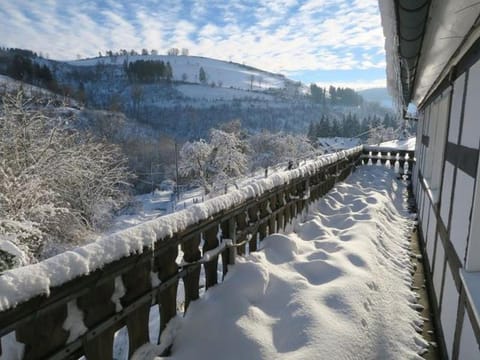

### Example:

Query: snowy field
xmin=129 ymin=166 xmax=427 ymax=360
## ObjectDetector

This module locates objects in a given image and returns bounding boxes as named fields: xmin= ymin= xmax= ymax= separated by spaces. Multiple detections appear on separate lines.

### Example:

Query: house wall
xmin=413 ymin=40 xmax=480 ymax=359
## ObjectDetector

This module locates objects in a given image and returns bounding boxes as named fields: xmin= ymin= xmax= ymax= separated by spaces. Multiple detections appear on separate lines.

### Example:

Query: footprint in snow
xmin=293 ymin=260 xmax=343 ymax=286
xmin=363 ymin=301 xmax=371 ymax=312
xmin=366 ymin=281 xmax=379 ymax=291
xmin=347 ymin=253 xmax=367 ymax=268
xmin=306 ymin=251 xmax=329 ymax=261
xmin=314 ymin=240 xmax=343 ymax=253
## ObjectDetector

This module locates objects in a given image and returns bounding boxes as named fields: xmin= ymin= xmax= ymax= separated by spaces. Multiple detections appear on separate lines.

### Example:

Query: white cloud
xmin=0 ymin=0 xmax=386 ymax=76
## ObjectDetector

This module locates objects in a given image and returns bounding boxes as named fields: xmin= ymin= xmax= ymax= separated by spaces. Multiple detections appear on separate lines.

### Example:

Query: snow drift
xmin=138 ymin=166 xmax=426 ymax=359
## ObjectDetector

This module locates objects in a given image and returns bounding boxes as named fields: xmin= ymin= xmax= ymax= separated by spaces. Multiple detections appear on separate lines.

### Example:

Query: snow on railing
xmin=361 ymin=145 xmax=415 ymax=178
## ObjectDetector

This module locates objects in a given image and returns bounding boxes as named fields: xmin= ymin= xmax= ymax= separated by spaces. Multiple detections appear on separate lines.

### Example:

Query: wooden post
xmin=228 ymin=217 xmax=237 ymax=265
xmin=380 ymin=152 xmax=387 ymax=165
xmin=181 ymin=234 xmax=201 ymax=312
xmin=156 ymin=245 xmax=179 ymax=337
xmin=122 ymin=260 xmax=152 ymax=356
xmin=296 ymin=181 xmax=305 ymax=214
xmin=220 ymin=220 xmax=230 ymax=278
xmin=284 ymin=186 xmax=293 ymax=227
xmin=247 ymin=204 xmax=259 ymax=252
xmin=268 ymin=194 xmax=277 ymax=235
xmin=276 ymin=191 xmax=285 ymax=231
xmin=235 ymin=211 xmax=248 ymax=255
xmin=78 ymin=279 xmax=116 ymax=360
xmin=203 ymin=226 xmax=219 ymax=289
xmin=15 ymin=304 xmax=69 ymax=359
xmin=258 ymin=199 xmax=269 ymax=242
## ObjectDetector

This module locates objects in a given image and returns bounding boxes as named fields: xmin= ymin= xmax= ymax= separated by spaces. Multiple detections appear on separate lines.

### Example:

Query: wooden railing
xmin=0 ymin=148 xmax=363 ymax=360
xmin=360 ymin=146 xmax=415 ymax=177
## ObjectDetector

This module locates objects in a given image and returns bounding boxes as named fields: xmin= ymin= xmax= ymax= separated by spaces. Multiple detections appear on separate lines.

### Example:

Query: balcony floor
xmin=130 ymin=166 xmax=437 ymax=359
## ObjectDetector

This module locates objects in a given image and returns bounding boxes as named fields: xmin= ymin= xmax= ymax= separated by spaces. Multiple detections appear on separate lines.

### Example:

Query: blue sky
xmin=0 ymin=0 xmax=386 ymax=89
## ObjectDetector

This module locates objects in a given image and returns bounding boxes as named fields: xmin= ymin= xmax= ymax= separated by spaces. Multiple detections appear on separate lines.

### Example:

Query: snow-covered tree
xmin=210 ymin=129 xmax=249 ymax=180
xmin=250 ymin=131 xmax=315 ymax=170
xmin=179 ymin=139 xmax=213 ymax=193
xmin=179 ymin=129 xmax=249 ymax=193
xmin=0 ymin=91 xmax=132 ymax=269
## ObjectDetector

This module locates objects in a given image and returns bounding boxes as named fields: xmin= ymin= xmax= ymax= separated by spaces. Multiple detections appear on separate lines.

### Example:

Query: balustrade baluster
xmin=203 ymin=226 xmax=219 ymax=288
xmin=181 ymin=234 xmax=201 ymax=311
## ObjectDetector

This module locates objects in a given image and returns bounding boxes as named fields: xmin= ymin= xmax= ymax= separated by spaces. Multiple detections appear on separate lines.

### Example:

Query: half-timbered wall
xmin=413 ymin=43 xmax=480 ymax=359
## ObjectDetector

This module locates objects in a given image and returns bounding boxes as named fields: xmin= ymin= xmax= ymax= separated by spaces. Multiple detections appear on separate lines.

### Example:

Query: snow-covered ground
xmin=0 ymin=162 xmax=428 ymax=359
xmin=379 ymin=137 xmax=416 ymax=150
xmin=129 ymin=166 xmax=427 ymax=359
xmin=0 ymin=75 xmax=57 ymax=99
xmin=109 ymin=188 xmax=205 ymax=233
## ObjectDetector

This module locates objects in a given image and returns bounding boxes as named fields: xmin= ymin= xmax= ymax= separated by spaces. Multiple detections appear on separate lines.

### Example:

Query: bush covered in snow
xmin=0 ymin=91 xmax=133 ymax=270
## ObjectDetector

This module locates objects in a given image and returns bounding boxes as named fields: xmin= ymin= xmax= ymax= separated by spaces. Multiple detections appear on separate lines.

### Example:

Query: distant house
xmin=380 ymin=1 xmax=480 ymax=358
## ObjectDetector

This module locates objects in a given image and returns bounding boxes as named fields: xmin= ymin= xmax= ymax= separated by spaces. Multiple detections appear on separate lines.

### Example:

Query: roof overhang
xmin=380 ymin=0 xmax=480 ymax=111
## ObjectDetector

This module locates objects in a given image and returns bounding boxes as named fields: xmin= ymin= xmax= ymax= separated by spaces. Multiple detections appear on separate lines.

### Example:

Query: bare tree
xmin=0 ymin=91 xmax=132 ymax=267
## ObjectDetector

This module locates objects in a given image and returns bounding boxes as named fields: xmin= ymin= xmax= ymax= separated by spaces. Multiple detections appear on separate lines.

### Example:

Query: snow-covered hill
xmin=1 ymin=49 xmax=395 ymax=141
xmin=69 ymin=55 xmax=292 ymax=95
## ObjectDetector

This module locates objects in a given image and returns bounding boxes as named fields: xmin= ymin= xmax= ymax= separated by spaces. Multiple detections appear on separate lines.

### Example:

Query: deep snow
xmin=0 ymin=164 xmax=428 ymax=359
xmin=132 ymin=166 xmax=427 ymax=359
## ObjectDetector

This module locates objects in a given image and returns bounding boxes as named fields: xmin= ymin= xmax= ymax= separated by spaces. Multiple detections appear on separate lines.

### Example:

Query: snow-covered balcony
xmin=0 ymin=146 xmax=440 ymax=360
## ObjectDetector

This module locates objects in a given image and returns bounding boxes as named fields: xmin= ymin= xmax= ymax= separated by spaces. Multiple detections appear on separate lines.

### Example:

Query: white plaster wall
xmin=458 ymin=311 xmax=480 ymax=360
xmin=450 ymin=169 xmax=475 ymax=264
xmin=440 ymin=265 xmax=459 ymax=358
xmin=424 ymin=103 xmax=437 ymax=180
xmin=461 ymin=60 xmax=480 ymax=148
xmin=417 ymin=116 xmax=424 ymax=154
xmin=465 ymin=155 xmax=480 ymax=271
xmin=448 ymin=73 xmax=465 ymax=144
xmin=432 ymin=93 xmax=450 ymax=193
